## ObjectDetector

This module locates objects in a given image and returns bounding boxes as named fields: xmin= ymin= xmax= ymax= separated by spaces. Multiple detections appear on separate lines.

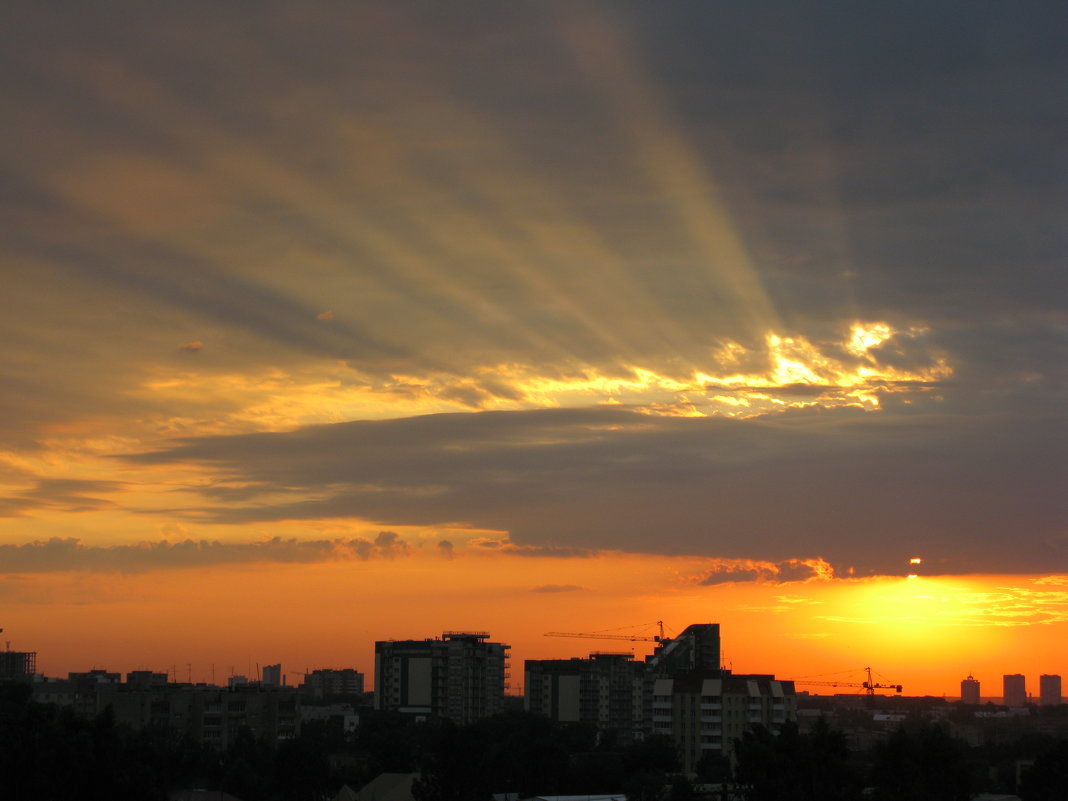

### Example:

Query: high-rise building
xmin=262 ymin=664 xmax=282 ymax=686
xmin=646 ymin=623 xmax=721 ymax=675
xmin=1003 ymin=674 xmax=1027 ymax=707
xmin=1039 ymin=674 xmax=1062 ymax=706
xmin=525 ymin=652 xmax=645 ymax=743
xmin=651 ymin=671 xmax=796 ymax=771
xmin=375 ymin=631 xmax=509 ymax=724
xmin=960 ymin=674 xmax=980 ymax=704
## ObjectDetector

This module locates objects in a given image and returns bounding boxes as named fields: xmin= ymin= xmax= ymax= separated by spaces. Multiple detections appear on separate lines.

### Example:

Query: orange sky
xmin=6 ymin=551 xmax=1065 ymax=698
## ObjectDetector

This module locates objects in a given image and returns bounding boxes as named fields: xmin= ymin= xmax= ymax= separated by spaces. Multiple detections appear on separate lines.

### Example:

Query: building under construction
xmin=0 ymin=647 xmax=37 ymax=679
xmin=527 ymin=622 xmax=796 ymax=768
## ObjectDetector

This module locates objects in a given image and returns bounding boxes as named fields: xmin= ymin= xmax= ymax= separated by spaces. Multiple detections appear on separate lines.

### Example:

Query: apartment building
xmin=525 ymin=652 xmax=645 ymax=743
xmin=651 ymin=671 xmax=796 ymax=771
xmin=374 ymin=631 xmax=509 ymax=724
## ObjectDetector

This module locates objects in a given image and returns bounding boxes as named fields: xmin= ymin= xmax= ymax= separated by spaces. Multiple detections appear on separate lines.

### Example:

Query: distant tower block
xmin=262 ymin=664 xmax=282 ymax=686
xmin=1039 ymin=674 xmax=1062 ymax=706
xmin=960 ymin=674 xmax=980 ymax=704
xmin=1003 ymin=673 xmax=1027 ymax=707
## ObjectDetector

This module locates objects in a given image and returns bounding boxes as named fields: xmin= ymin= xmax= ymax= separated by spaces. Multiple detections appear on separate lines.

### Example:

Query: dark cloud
xmin=0 ymin=478 xmax=124 ymax=517
xmin=697 ymin=559 xmax=833 ymax=586
xmin=500 ymin=543 xmax=598 ymax=559
xmin=0 ymin=533 xmax=411 ymax=574
xmin=0 ymin=1 xmax=1063 ymax=584
xmin=120 ymin=404 xmax=1066 ymax=575
xmin=0 ymin=1 xmax=1062 ymax=427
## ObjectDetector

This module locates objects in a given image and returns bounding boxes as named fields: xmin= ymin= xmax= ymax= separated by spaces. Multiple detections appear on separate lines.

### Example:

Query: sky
xmin=1 ymin=2 xmax=1066 ymax=698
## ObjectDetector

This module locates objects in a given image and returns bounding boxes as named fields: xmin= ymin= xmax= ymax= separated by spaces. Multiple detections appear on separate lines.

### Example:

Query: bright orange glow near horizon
xmin=5 ymin=550 xmax=1065 ymax=699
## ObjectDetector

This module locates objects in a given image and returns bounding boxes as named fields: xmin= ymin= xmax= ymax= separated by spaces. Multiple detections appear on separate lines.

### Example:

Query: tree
xmin=734 ymin=719 xmax=857 ymax=801
xmin=870 ymin=722 xmax=973 ymax=801
xmin=1019 ymin=739 xmax=1068 ymax=801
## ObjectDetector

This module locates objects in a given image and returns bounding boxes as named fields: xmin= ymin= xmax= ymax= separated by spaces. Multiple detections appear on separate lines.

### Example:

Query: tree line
xmin=2 ymin=682 xmax=1067 ymax=800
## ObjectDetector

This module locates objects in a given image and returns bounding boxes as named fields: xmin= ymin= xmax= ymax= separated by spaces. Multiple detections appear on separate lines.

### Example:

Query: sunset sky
xmin=1 ymin=2 xmax=1066 ymax=699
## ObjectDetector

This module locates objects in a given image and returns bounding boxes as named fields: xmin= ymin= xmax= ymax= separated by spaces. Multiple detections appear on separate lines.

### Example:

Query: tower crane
xmin=544 ymin=620 xmax=666 ymax=643
xmin=793 ymin=667 xmax=902 ymax=697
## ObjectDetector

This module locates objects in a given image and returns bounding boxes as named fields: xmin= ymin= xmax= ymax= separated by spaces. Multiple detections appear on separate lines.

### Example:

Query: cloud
xmin=500 ymin=544 xmax=597 ymax=558
xmin=316 ymin=311 xmax=333 ymax=321
xmin=531 ymin=584 xmax=585 ymax=593
xmin=0 ymin=533 xmax=412 ymax=574
xmin=0 ymin=478 xmax=124 ymax=517
xmin=119 ymin=404 xmax=1066 ymax=574
xmin=0 ymin=2 xmax=1063 ymax=587
xmin=696 ymin=558 xmax=836 ymax=586
xmin=437 ymin=539 xmax=454 ymax=560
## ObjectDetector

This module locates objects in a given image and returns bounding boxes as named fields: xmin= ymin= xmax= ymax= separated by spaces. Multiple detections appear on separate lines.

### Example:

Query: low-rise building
xmin=31 ymin=678 xmax=299 ymax=748
xmin=100 ymin=682 xmax=300 ymax=748
xmin=301 ymin=668 xmax=365 ymax=699
xmin=300 ymin=702 xmax=360 ymax=735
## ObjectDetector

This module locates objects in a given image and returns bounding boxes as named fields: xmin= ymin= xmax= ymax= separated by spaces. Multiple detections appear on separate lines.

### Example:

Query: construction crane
xmin=544 ymin=620 xmax=666 ymax=643
xmin=793 ymin=666 xmax=902 ymax=697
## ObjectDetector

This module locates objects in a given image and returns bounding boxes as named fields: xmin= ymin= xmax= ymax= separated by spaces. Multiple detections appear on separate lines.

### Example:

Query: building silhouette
xmin=300 ymin=667 xmax=365 ymax=698
xmin=31 ymin=673 xmax=299 ymax=748
xmin=525 ymin=652 xmax=645 ymax=743
xmin=103 ymin=682 xmax=299 ymax=748
xmin=262 ymin=663 xmax=282 ymax=686
xmin=68 ymin=669 xmax=121 ymax=686
xmin=126 ymin=670 xmax=169 ymax=688
xmin=1003 ymin=673 xmax=1027 ymax=707
xmin=646 ymin=623 xmax=721 ymax=675
xmin=960 ymin=674 xmax=980 ymax=704
xmin=0 ymin=648 xmax=36 ymax=679
xmin=374 ymin=631 xmax=509 ymax=724
xmin=652 ymin=671 xmax=796 ymax=771
xmin=525 ymin=622 xmax=794 ymax=769
xmin=1039 ymin=674 xmax=1062 ymax=706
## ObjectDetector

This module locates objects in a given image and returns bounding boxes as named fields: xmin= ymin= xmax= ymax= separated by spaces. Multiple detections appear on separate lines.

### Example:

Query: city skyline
xmin=8 ymin=621 xmax=1066 ymax=703
xmin=1 ymin=2 xmax=1066 ymax=698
